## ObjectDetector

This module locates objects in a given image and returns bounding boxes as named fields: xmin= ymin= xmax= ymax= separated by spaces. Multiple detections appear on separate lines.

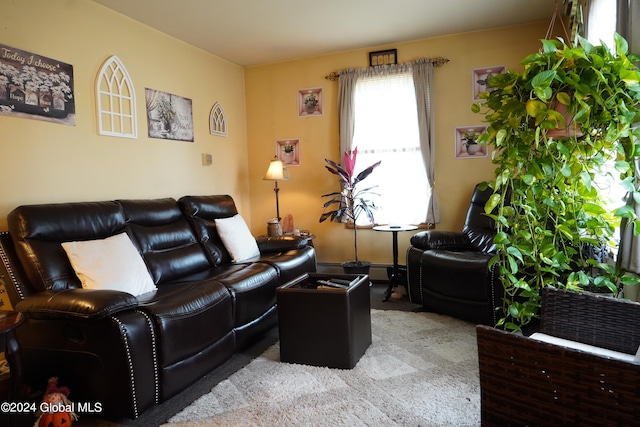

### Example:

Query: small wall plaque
xmin=369 ymin=49 xmax=397 ymax=67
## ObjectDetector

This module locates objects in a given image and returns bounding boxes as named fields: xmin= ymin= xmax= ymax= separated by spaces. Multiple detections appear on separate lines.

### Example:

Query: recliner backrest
xmin=119 ymin=198 xmax=212 ymax=285
xmin=462 ymin=185 xmax=497 ymax=253
xmin=7 ymin=201 xmax=127 ymax=291
xmin=178 ymin=195 xmax=238 ymax=265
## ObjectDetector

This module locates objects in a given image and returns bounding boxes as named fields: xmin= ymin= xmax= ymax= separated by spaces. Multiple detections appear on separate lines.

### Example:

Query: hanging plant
xmin=472 ymin=33 xmax=640 ymax=331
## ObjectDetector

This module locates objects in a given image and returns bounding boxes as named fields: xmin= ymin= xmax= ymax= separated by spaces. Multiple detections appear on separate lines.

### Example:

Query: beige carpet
xmin=163 ymin=309 xmax=481 ymax=427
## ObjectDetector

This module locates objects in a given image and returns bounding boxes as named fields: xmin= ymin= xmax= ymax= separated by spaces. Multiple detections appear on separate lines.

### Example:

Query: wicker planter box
xmin=477 ymin=288 xmax=640 ymax=426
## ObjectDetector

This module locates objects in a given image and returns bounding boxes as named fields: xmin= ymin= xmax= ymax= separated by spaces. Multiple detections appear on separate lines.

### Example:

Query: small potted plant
xmin=303 ymin=93 xmax=319 ymax=114
xmin=461 ymin=130 xmax=480 ymax=155
xmin=282 ymin=144 xmax=295 ymax=163
xmin=319 ymin=147 xmax=381 ymax=274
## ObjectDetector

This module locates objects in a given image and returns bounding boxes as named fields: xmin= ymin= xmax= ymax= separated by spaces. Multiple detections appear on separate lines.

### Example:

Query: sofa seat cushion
xmin=209 ymin=263 xmax=280 ymax=328
xmin=422 ymin=249 xmax=492 ymax=301
xmin=137 ymin=280 xmax=233 ymax=368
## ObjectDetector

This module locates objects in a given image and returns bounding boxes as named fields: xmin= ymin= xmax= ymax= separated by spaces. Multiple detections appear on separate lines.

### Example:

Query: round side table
xmin=373 ymin=225 xmax=418 ymax=301
xmin=0 ymin=310 xmax=24 ymax=400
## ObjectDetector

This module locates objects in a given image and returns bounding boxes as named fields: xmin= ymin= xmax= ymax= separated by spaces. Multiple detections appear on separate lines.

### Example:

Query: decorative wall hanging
xmin=145 ymin=88 xmax=194 ymax=142
xmin=297 ymin=87 xmax=323 ymax=117
xmin=276 ymin=138 xmax=300 ymax=166
xmin=0 ymin=43 xmax=75 ymax=125
xmin=209 ymin=102 xmax=227 ymax=136
xmin=96 ymin=55 xmax=137 ymax=138
xmin=472 ymin=65 xmax=506 ymax=101
xmin=369 ymin=49 xmax=397 ymax=67
xmin=454 ymin=126 xmax=488 ymax=159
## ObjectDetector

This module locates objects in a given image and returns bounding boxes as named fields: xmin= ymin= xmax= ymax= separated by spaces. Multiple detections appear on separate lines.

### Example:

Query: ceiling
xmin=91 ymin=0 xmax=556 ymax=67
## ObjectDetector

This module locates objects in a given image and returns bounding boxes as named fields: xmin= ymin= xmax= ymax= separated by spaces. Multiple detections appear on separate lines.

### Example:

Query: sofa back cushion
xmin=7 ymin=201 xmax=127 ymax=291
xmin=119 ymin=198 xmax=212 ymax=284
xmin=462 ymin=185 xmax=497 ymax=253
xmin=178 ymin=195 xmax=239 ymax=265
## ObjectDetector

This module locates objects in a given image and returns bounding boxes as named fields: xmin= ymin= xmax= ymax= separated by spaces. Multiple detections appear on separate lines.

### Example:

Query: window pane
xmin=587 ymin=0 xmax=616 ymax=49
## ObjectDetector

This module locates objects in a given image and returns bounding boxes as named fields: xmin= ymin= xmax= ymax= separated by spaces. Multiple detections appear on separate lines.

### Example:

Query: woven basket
xmin=477 ymin=288 xmax=640 ymax=426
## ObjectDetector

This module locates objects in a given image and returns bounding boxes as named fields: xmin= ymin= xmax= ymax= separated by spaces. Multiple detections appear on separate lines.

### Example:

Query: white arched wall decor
xmin=96 ymin=55 xmax=137 ymax=138
xmin=209 ymin=102 xmax=227 ymax=136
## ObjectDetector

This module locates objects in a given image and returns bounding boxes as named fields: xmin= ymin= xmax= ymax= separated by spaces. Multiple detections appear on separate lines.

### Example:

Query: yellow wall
xmin=0 ymin=0 xmax=549 ymax=269
xmin=245 ymin=22 xmax=548 ymax=265
xmin=0 ymin=0 xmax=250 ymax=230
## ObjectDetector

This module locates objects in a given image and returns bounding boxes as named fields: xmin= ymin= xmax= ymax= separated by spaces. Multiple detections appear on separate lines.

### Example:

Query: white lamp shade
xmin=264 ymin=158 xmax=289 ymax=181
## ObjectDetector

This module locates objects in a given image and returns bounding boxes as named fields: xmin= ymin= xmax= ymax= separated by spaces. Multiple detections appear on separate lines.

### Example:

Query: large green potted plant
xmin=319 ymin=147 xmax=381 ymax=274
xmin=472 ymin=33 xmax=640 ymax=331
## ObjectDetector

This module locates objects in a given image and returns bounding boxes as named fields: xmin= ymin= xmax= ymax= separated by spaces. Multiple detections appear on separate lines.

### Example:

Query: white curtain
xmin=337 ymin=60 xmax=439 ymax=225
xmin=585 ymin=0 xmax=617 ymax=49
xmin=337 ymin=70 xmax=358 ymax=157
xmin=413 ymin=59 xmax=439 ymax=224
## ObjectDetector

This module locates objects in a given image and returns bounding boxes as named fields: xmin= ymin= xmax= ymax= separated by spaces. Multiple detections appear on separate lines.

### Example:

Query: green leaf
xmin=508 ymin=255 xmax=519 ymax=274
xmin=494 ymin=231 xmax=510 ymax=245
xmin=556 ymin=92 xmax=571 ymax=106
xmin=540 ymin=39 xmax=558 ymax=54
xmin=615 ymin=32 xmax=629 ymax=55
xmin=582 ymin=203 xmax=607 ymax=215
xmin=531 ymin=70 xmax=557 ymax=88
xmin=506 ymin=246 xmax=524 ymax=263
xmin=485 ymin=193 xmax=501 ymax=214
xmin=534 ymin=86 xmax=553 ymax=102
xmin=621 ymin=69 xmax=640 ymax=86
xmin=526 ymin=99 xmax=547 ymax=118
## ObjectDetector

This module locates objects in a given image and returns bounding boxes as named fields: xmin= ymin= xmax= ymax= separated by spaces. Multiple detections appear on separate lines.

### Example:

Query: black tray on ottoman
xmin=276 ymin=273 xmax=372 ymax=369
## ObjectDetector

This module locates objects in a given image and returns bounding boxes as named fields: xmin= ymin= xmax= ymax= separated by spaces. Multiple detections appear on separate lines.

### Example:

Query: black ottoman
xmin=276 ymin=273 xmax=371 ymax=369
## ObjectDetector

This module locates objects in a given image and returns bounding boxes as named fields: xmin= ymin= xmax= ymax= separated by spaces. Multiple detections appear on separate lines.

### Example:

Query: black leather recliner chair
xmin=406 ymin=184 xmax=503 ymax=325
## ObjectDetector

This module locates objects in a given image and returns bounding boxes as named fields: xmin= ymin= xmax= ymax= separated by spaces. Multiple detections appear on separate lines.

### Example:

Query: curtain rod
xmin=324 ymin=56 xmax=449 ymax=81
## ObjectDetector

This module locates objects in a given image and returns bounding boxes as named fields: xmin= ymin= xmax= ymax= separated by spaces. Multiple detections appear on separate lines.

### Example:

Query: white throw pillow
xmin=61 ymin=232 xmax=157 ymax=297
xmin=214 ymin=214 xmax=260 ymax=262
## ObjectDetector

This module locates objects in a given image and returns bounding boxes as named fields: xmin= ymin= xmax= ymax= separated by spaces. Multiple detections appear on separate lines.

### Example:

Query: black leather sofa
xmin=406 ymin=185 xmax=502 ymax=326
xmin=0 ymin=195 xmax=316 ymax=418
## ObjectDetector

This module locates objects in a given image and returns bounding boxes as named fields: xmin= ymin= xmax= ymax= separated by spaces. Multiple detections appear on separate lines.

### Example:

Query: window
xmin=586 ymin=0 xmax=617 ymax=49
xmin=96 ymin=56 xmax=137 ymax=138
xmin=351 ymin=71 xmax=429 ymax=225
xmin=584 ymin=1 xmax=627 ymax=211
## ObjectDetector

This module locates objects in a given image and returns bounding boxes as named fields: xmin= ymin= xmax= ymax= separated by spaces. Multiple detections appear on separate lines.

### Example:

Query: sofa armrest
xmin=410 ymin=230 xmax=470 ymax=251
xmin=15 ymin=289 xmax=139 ymax=321
xmin=256 ymin=235 xmax=309 ymax=253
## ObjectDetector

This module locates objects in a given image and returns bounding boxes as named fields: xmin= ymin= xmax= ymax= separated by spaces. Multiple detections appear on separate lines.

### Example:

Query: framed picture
xmin=472 ymin=66 xmax=506 ymax=101
xmin=298 ymin=88 xmax=323 ymax=117
xmin=455 ymin=126 xmax=488 ymax=159
xmin=0 ymin=43 xmax=76 ymax=125
xmin=276 ymin=138 xmax=300 ymax=166
xmin=369 ymin=49 xmax=397 ymax=67
xmin=145 ymin=88 xmax=194 ymax=142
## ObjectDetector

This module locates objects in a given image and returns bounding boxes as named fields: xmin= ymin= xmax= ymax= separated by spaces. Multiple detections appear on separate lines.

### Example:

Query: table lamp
xmin=263 ymin=156 xmax=289 ymax=221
